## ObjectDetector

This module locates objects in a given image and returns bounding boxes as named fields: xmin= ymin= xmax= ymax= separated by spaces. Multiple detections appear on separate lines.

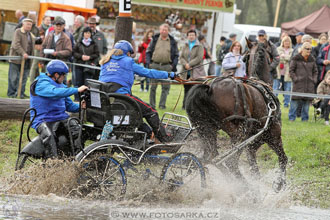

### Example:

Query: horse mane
xmin=252 ymin=43 xmax=266 ymax=78
xmin=248 ymin=42 xmax=272 ymax=85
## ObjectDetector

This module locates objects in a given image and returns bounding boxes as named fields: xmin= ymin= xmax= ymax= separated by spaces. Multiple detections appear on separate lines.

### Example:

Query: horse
xmin=185 ymin=76 xmax=288 ymax=192
xmin=245 ymin=39 xmax=273 ymax=85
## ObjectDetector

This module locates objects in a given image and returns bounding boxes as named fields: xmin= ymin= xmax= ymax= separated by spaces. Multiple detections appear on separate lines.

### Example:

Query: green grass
xmin=0 ymin=61 xmax=330 ymax=207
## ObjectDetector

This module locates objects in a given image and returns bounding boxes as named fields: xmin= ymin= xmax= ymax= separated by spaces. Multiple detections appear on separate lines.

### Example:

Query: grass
xmin=0 ymin=61 xmax=330 ymax=207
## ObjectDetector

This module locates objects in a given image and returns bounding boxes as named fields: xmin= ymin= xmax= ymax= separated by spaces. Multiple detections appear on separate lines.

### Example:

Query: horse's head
xmin=246 ymin=40 xmax=272 ymax=85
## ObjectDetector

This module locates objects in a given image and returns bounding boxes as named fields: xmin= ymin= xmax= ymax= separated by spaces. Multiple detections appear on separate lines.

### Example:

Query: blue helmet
xmin=114 ymin=40 xmax=134 ymax=54
xmin=46 ymin=60 xmax=69 ymax=75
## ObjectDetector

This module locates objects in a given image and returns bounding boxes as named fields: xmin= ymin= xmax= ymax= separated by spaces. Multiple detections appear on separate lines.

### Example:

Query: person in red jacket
xmin=138 ymin=29 xmax=154 ymax=92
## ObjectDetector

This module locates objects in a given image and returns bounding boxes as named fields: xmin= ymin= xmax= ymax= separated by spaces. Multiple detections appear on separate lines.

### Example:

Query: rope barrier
xmin=1 ymin=55 xmax=329 ymax=99
xmin=0 ymin=55 xmax=101 ymax=70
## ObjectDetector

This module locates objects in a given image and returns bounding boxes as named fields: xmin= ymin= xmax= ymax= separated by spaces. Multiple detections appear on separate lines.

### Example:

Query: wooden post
xmin=114 ymin=0 xmax=133 ymax=44
xmin=273 ymin=0 xmax=281 ymax=27
xmin=17 ymin=58 xmax=26 ymax=98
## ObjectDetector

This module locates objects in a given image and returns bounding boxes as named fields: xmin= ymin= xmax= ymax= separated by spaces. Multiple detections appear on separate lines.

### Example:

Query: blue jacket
xmin=99 ymin=54 xmax=168 ymax=94
xmin=30 ymin=73 xmax=79 ymax=129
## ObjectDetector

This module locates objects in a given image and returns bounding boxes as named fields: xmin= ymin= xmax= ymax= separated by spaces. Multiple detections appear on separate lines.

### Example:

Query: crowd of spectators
xmin=6 ymin=10 xmax=330 ymax=125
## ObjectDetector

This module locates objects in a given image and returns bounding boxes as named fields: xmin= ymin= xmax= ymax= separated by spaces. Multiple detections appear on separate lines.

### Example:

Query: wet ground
xmin=1 ymin=136 xmax=330 ymax=220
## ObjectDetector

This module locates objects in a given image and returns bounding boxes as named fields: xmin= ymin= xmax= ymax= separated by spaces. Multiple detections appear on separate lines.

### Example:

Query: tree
xmin=236 ymin=0 xmax=252 ymax=24
xmin=265 ymin=0 xmax=275 ymax=26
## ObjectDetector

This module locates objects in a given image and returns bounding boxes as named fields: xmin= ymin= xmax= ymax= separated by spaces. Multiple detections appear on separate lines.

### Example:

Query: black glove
xmin=168 ymin=72 xmax=178 ymax=80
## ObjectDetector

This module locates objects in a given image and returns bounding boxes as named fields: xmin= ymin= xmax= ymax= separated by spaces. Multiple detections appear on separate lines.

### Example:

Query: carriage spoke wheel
xmin=160 ymin=152 xmax=206 ymax=191
xmin=77 ymin=154 xmax=127 ymax=200
xmin=15 ymin=154 xmax=42 ymax=171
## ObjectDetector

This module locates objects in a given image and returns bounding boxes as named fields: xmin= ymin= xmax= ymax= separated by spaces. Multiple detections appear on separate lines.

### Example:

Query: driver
xmin=98 ymin=40 xmax=178 ymax=143
xmin=30 ymin=60 xmax=88 ymax=158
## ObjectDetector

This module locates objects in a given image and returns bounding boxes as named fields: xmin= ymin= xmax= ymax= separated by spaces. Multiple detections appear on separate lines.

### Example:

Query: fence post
xmin=17 ymin=58 xmax=26 ymax=98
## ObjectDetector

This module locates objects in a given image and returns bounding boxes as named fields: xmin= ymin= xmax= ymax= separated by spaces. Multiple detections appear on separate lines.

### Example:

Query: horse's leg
xmin=197 ymin=125 xmax=219 ymax=161
xmin=246 ymin=144 xmax=261 ymax=179
xmin=265 ymin=123 xmax=288 ymax=192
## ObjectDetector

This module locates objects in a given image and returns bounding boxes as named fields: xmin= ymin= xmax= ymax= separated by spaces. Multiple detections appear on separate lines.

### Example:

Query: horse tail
xmin=185 ymin=84 xmax=220 ymax=129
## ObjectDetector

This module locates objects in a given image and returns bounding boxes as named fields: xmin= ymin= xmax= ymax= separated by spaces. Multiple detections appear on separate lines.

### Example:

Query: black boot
xmin=145 ymin=113 xmax=172 ymax=143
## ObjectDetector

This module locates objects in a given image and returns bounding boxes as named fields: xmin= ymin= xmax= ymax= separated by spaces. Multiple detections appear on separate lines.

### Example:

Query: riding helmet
xmin=46 ymin=60 xmax=69 ymax=75
xmin=114 ymin=40 xmax=134 ymax=54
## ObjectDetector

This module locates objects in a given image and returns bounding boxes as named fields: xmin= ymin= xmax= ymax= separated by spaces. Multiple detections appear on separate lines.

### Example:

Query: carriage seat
xmin=84 ymin=79 xmax=143 ymax=130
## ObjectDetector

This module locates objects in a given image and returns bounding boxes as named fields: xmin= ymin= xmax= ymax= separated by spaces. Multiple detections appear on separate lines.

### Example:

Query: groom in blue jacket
xmin=30 ymin=60 xmax=88 ymax=158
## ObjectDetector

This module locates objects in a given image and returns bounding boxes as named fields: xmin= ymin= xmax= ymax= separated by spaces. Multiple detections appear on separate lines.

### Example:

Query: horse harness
xmin=205 ymin=76 xmax=280 ymax=127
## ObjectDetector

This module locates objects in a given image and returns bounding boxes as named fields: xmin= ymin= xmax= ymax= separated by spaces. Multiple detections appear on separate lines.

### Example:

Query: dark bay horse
xmin=245 ymin=39 xmax=273 ymax=85
xmin=185 ymin=77 xmax=287 ymax=192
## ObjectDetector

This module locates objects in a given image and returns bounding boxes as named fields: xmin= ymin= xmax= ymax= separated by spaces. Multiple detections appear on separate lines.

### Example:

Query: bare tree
xmin=236 ymin=0 xmax=252 ymax=24
xmin=265 ymin=0 xmax=275 ymax=26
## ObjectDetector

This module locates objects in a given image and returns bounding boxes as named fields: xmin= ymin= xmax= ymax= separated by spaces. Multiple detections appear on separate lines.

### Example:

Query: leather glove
xmin=168 ymin=72 xmax=178 ymax=80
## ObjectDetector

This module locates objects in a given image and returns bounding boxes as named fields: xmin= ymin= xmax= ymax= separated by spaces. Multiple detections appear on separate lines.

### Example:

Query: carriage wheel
xmin=15 ymin=154 xmax=42 ymax=171
xmin=77 ymin=154 xmax=127 ymax=200
xmin=160 ymin=152 xmax=206 ymax=191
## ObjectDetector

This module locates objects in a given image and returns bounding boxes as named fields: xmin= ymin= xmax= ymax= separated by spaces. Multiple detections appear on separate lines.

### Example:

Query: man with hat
xmin=41 ymin=16 xmax=72 ymax=66
xmin=87 ymin=17 xmax=107 ymax=56
xmin=291 ymin=32 xmax=305 ymax=58
xmin=8 ymin=18 xmax=35 ymax=98
xmin=257 ymin=29 xmax=280 ymax=83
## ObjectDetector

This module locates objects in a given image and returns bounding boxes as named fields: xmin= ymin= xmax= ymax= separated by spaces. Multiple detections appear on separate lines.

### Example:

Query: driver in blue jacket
xmin=30 ymin=60 xmax=88 ymax=158
xmin=99 ymin=40 xmax=178 ymax=143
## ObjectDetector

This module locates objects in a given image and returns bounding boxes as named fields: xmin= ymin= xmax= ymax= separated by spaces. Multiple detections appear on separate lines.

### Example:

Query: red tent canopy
xmin=281 ymin=5 xmax=330 ymax=37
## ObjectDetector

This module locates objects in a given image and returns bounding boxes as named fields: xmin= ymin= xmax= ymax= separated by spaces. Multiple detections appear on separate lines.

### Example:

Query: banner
xmin=132 ymin=0 xmax=235 ymax=13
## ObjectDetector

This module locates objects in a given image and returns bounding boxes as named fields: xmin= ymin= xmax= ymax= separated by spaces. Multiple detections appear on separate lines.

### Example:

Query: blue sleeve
xmin=65 ymin=96 xmax=79 ymax=113
xmin=222 ymin=54 xmax=237 ymax=70
xmin=132 ymin=62 xmax=168 ymax=79
xmin=35 ymin=78 xmax=79 ymax=98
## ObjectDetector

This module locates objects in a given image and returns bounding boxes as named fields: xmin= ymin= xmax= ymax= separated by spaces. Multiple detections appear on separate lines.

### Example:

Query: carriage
xmin=15 ymin=79 xmax=206 ymax=199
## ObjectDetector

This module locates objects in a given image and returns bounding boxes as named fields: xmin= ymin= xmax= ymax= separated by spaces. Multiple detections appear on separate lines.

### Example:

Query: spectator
xmin=198 ymin=34 xmax=214 ymax=76
xmin=73 ymin=15 xmax=85 ymax=43
xmin=316 ymin=70 xmax=330 ymax=125
xmin=291 ymin=32 xmax=304 ymax=58
xmin=215 ymin=36 xmax=226 ymax=76
xmin=138 ymin=29 xmax=154 ymax=92
xmin=87 ymin=17 xmax=107 ymax=79
xmin=257 ymin=29 xmax=280 ymax=81
xmin=8 ymin=18 xmax=34 ymax=99
xmin=225 ymin=33 xmax=237 ymax=54
xmin=73 ymin=27 xmax=99 ymax=101
xmin=274 ymin=36 xmax=293 ymax=108
xmin=179 ymin=29 xmax=206 ymax=109
xmin=313 ymin=33 xmax=327 ymax=78
xmin=38 ymin=16 xmax=51 ymax=39
xmin=24 ymin=13 xmax=41 ymax=83
xmin=15 ymin=10 xmax=25 ymax=26
xmin=289 ymin=42 xmax=318 ymax=122
xmin=87 ymin=17 xmax=107 ymax=56
xmin=41 ymin=17 xmax=72 ymax=66
xmin=317 ymin=34 xmax=330 ymax=82
xmin=275 ymin=32 xmax=289 ymax=47
xmin=146 ymin=23 xmax=179 ymax=109
xmin=222 ymin=41 xmax=246 ymax=77
xmin=15 ymin=12 xmax=41 ymax=82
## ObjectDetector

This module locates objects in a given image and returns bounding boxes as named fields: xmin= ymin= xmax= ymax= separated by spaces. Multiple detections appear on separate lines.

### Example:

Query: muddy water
xmin=1 ymin=163 xmax=330 ymax=220
xmin=1 ymin=137 xmax=330 ymax=219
